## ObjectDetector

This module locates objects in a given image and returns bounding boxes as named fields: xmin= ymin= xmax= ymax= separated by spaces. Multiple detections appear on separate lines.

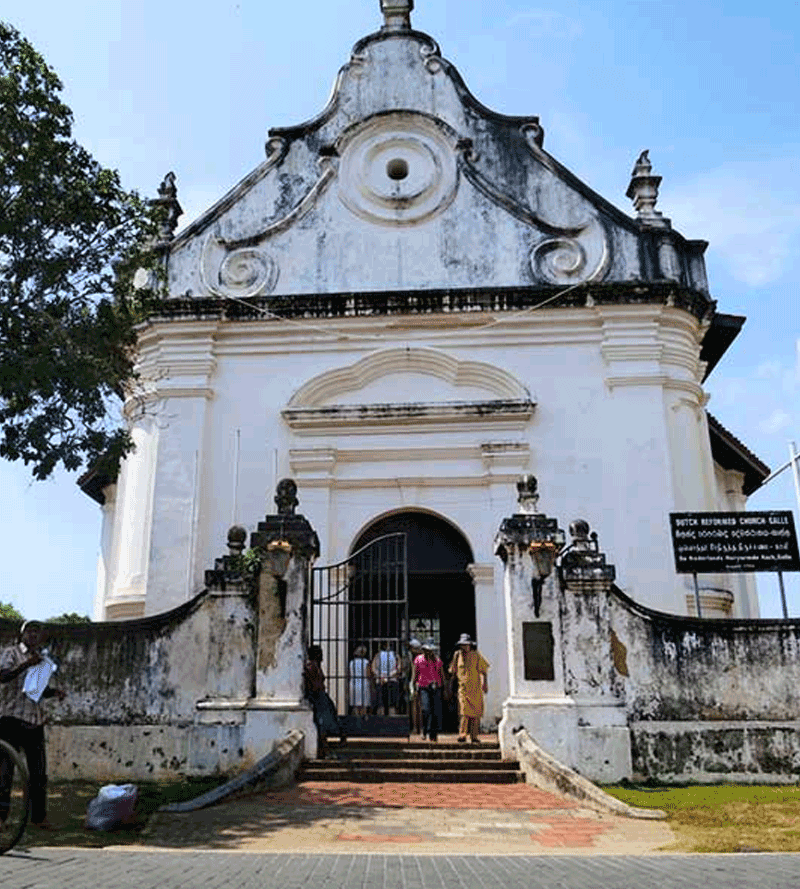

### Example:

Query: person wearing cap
xmin=0 ymin=620 xmax=66 ymax=830
xmin=411 ymin=639 xmax=445 ymax=742
xmin=448 ymin=633 xmax=489 ymax=744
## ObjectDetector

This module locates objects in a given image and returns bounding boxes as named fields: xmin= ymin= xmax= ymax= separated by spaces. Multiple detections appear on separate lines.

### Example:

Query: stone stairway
xmin=300 ymin=738 xmax=524 ymax=784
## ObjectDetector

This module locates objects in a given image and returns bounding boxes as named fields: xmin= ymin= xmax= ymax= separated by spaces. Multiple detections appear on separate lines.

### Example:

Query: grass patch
xmin=604 ymin=783 xmax=800 ymax=853
xmin=19 ymin=777 xmax=227 ymax=849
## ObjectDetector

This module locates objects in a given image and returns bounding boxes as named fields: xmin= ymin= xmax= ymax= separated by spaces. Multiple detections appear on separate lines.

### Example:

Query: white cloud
xmin=667 ymin=159 xmax=800 ymax=287
xmin=760 ymin=409 xmax=793 ymax=435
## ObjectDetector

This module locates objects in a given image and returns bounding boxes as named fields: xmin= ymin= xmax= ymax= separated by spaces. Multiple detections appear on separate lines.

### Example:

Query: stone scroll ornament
xmin=201 ymin=240 xmax=280 ymax=299
xmin=457 ymin=134 xmax=609 ymax=286
xmin=200 ymin=147 xmax=337 ymax=299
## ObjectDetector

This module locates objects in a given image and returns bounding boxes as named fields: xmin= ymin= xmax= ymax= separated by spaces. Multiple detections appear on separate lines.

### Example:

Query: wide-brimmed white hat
xmin=422 ymin=638 xmax=437 ymax=651
xmin=456 ymin=633 xmax=474 ymax=646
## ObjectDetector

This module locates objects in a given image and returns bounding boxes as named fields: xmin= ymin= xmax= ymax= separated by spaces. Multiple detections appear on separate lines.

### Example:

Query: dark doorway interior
xmin=352 ymin=511 xmax=476 ymax=733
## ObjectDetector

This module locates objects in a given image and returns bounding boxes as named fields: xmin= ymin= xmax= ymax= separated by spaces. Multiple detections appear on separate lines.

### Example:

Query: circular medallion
xmin=337 ymin=113 xmax=458 ymax=226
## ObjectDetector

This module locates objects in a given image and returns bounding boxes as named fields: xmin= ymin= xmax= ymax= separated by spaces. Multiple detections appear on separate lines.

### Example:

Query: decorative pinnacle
xmin=151 ymin=171 xmax=183 ymax=244
xmin=626 ymin=150 xmax=664 ymax=224
xmin=516 ymin=475 xmax=539 ymax=515
xmin=381 ymin=0 xmax=413 ymax=31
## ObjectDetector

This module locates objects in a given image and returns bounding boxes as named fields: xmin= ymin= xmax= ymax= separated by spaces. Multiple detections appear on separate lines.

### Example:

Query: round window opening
xmin=386 ymin=158 xmax=409 ymax=181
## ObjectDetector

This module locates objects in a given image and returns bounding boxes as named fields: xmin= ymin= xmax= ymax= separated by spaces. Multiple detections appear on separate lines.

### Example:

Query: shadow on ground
xmin=143 ymin=794 xmax=400 ymax=850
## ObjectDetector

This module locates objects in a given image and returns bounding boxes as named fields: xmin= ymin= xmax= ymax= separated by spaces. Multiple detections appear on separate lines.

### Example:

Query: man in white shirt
xmin=371 ymin=641 xmax=399 ymax=715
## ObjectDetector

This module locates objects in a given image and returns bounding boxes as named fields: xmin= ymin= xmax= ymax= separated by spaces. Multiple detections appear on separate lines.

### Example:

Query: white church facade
xmin=81 ymin=0 xmax=767 ymax=727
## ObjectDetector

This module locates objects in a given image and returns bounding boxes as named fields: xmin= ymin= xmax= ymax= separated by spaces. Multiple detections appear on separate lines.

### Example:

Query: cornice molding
xmin=605 ymin=374 xmax=704 ymax=400
xmin=466 ymin=562 xmax=495 ymax=585
xmin=292 ymin=472 xmax=525 ymax=489
xmin=155 ymin=385 xmax=215 ymax=400
xmin=149 ymin=281 xmax=714 ymax=325
xmin=288 ymin=442 xmax=530 ymax=476
xmin=283 ymin=399 xmax=534 ymax=433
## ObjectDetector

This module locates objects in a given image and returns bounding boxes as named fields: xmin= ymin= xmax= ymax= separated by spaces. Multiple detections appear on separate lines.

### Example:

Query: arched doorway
xmin=352 ymin=511 xmax=476 ymax=732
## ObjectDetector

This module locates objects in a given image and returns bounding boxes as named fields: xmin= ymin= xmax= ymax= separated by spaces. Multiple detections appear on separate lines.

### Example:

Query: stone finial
xmin=568 ymin=519 xmax=593 ymax=551
xmin=626 ymin=150 xmax=664 ymax=224
xmin=381 ymin=0 xmax=413 ymax=31
xmin=227 ymin=524 xmax=247 ymax=556
xmin=151 ymin=171 xmax=183 ymax=244
xmin=559 ymin=519 xmax=615 ymax=584
xmin=516 ymin=475 xmax=539 ymax=515
xmin=274 ymin=478 xmax=299 ymax=516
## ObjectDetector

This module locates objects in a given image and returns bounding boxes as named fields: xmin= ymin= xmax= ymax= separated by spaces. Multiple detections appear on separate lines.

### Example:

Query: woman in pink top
xmin=412 ymin=640 xmax=445 ymax=742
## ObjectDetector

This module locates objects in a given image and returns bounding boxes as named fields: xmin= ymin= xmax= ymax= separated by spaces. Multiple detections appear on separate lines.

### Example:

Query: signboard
xmin=669 ymin=511 xmax=800 ymax=574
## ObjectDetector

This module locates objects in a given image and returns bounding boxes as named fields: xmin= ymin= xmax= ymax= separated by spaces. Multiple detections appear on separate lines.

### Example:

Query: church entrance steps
xmin=301 ymin=737 xmax=524 ymax=784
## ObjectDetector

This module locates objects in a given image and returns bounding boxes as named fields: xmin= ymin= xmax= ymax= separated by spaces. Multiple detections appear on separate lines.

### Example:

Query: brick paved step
xmin=329 ymin=740 xmax=501 ymax=753
xmin=328 ymin=747 xmax=502 ymax=761
xmin=301 ymin=735 xmax=524 ymax=784
xmin=300 ymin=766 xmax=524 ymax=783
xmin=308 ymin=757 xmax=520 ymax=772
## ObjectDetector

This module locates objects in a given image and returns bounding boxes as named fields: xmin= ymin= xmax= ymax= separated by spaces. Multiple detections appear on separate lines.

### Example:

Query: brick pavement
xmin=137 ymin=779 xmax=675 ymax=855
xmin=4 ymin=850 xmax=800 ymax=889
xmin=264 ymin=780 xmax=574 ymax=809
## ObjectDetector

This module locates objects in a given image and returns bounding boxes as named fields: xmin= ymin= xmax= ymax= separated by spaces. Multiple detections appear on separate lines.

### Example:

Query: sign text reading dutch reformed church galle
xmin=670 ymin=511 xmax=800 ymax=575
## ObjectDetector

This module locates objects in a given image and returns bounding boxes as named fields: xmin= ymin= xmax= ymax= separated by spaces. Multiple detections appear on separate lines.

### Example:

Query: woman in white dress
xmin=348 ymin=645 xmax=370 ymax=716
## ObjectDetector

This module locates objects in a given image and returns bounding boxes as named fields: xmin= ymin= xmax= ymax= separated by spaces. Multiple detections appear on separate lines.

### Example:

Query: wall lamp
xmin=265 ymin=539 xmax=292 ymax=578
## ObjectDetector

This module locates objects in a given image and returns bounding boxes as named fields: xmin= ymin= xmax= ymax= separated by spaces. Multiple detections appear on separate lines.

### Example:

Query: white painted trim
xmin=295 ymin=473 xmax=526 ymax=489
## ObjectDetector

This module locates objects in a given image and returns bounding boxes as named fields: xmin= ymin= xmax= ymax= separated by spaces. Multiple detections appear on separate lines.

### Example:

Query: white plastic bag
xmin=85 ymin=783 xmax=138 ymax=831
xmin=23 ymin=650 xmax=57 ymax=703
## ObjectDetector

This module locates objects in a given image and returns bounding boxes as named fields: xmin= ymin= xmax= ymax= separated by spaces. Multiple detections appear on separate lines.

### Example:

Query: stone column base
xmin=197 ymin=699 xmax=318 ymax=761
xmin=499 ymin=697 xmax=577 ymax=764
xmin=499 ymin=697 xmax=632 ymax=782
xmin=244 ymin=702 xmax=318 ymax=760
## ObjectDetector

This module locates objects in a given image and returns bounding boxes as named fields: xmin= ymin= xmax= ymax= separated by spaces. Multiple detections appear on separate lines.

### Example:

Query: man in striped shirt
xmin=0 ymin=621 xmax=65 ymax=829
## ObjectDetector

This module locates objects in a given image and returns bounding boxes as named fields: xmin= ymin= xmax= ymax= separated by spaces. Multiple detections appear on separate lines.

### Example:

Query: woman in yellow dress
xmin=448 ymin=633 xmax=489 ymax=743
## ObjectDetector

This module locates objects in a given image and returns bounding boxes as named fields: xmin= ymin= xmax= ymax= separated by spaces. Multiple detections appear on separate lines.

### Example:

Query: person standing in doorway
xmin=348 ymin=644 xmax=371 ymax=718
xmin=412 ymin=639 xmax=444 ymax=742
xmin=448 ymin=633 xmax=489 ymax=744
xmin=371 ymin=641 xmax=399 ymax=715
xmin=0 ymin=620 xmax=66 ymax=830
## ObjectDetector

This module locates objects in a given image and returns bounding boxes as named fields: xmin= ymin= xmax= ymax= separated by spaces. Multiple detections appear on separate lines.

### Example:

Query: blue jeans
xmin=419 ymin=685 xmax=442 ymax=741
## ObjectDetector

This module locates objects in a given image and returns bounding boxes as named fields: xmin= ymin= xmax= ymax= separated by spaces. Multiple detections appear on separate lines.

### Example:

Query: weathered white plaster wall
xmin=106 ymin=300 xmax=723 ymax=629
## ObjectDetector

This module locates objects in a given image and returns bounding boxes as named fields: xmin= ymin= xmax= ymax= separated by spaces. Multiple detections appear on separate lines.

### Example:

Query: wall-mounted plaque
xmin=523 ymin=621 xmax=555 ymax=681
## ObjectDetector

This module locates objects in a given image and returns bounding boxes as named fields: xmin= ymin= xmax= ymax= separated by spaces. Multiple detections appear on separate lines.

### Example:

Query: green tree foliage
xmin=46 ymin=611 xmax=91 ymax=624
xmin=0 ymin=601 xmax=23 ymax=621
xmin=0 ymin=23 xmax=162 ymax=480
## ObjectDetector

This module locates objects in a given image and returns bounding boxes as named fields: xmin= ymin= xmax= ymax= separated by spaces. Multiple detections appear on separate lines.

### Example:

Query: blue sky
xmin=2 ymin=0 xmax=799 ymax=620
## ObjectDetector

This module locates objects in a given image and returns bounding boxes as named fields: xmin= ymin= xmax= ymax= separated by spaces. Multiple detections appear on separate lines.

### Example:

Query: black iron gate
xmin=310 ymin=533 xmax=407 ymax=726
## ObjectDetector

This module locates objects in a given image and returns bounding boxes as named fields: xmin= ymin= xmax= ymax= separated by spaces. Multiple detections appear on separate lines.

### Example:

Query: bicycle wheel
xmin=0 ymin=738 xmax=29 ymax=854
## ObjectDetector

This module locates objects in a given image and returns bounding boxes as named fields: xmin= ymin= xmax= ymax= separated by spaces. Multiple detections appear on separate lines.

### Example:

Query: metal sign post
xmin=778 ymin=570 xmax=788 ymax=619
xmin=692 ymin=572 xmax=702 ymax=618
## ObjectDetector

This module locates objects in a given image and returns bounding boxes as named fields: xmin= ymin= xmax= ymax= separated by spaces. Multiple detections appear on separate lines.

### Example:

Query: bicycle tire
xmin=0 ymin=737 xmax=30 ymax=854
